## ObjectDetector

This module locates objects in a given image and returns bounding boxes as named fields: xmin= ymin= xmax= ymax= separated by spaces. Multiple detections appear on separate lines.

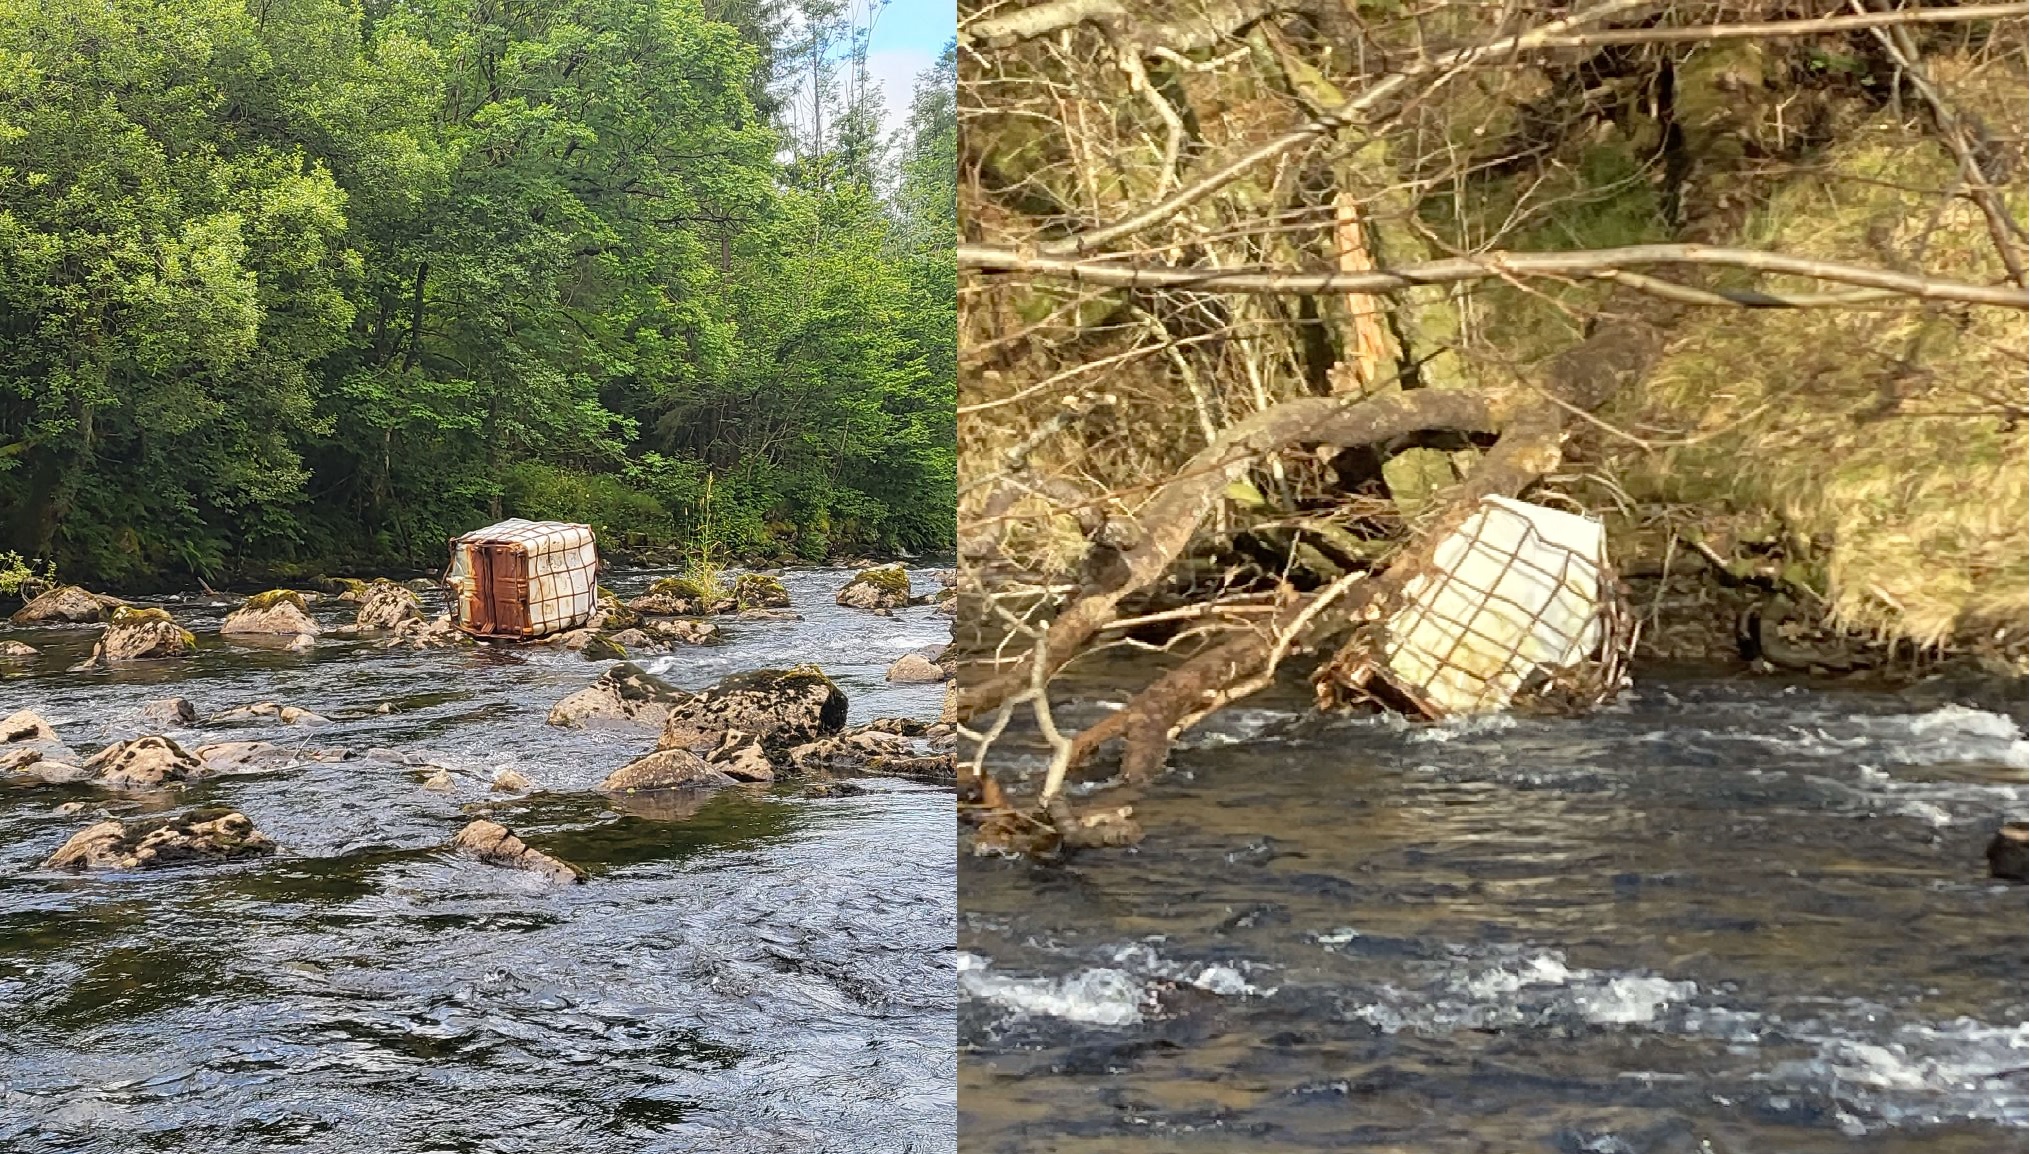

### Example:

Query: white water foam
xmin=956 ymin=952 xmax=1146 ymax=1027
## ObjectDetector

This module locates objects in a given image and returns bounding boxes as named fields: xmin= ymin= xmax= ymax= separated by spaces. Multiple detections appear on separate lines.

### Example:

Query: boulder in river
xmin=886 ymin=653 xmax=947 ymax=684
xmin=1988 ymin=821 xmax=2027 ymax=883
xmin=548 ymin=662 xmax=690 ymax=729
xmin=140 ymin=697 xmax=199 ymax=727
xmin=733 ymin=572 xmax=791 ymax=610
xmin=599 ymin=747 xmax=739 ymax=794
xmin=586 ymin=588 xmax=641 ymax=631
xmin=787 ymin=722 xmax=956 ymax=783
xmin=0 ymin=640 xmax=38 ymax=658
xmin=629 ymin=576 xmax=734 ymax=617
xmin=9 ymin=585 xmax=122 ymax=626
xmin=380 ymin=614 xmax=472 ymax=649
xmin=82 ymin=735 xmax=209 ymax=788
xmin=579 ymin=633 xmax=627 ymax=661
xmin=355 ymin=580 xmax=424 ymax=630
xmin=706 ymin=730 xmax=775 ymax=783
xmin=835 ymin=566 xmax=911 ymax=611
xmin=449 ymin=820 xmax=585 ymax=883
xmin=933 ymin=587 xmax=958 ymax=617
xmin=657 ymin=664 xmax=848 ymax=759
xmin=76 ymin=606 xmax=195 ymax=667
xmin=43 ymin=808 xmax=277 ymax=871
xmin=220 ymin=590 xmax=322 ymax=637
xmin=192 ymin=741 xmax=293 ymax=773
xmin=0 ymin=709 xmax=83 ymax=781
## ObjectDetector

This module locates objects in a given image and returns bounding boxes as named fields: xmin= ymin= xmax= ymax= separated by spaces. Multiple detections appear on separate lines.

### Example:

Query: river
xmin=0 ymin=565 xmax=956 ymax=1153
xmin=961 ymin=664 xmax=2028 ymax=1153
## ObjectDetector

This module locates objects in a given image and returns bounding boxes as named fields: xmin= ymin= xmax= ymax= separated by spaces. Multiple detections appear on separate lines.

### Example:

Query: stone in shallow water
xmin=599 ymin=748 xmax=738 ymax=794
xmin=140 ymin=697 xmax=199 ymax=727
xmin=1988 ymin=821 xmax=2027 ymax=883
xmin=43 ymin=808 xmax=277 ymax=871
xmin=547 ymin=662 xmax=689 ymax=730
xmin=657 ymin=664 xmax=847 ymax=757
xmin=82 ymin=735 xmax=209 ymax=788
xmin=75 ymin=607 xmax=195 ymax=667
xmin=220 ymin=590 xmax=321 ymax=637
xmin=0 ymin=640 xmax=38 ymax=657
xmin=8 ymin=585 xmax=119 ymax=626
xmin=886 ymin=653 xmax=946 ymax=684
xmin=835 ymin=566 xmax=911 ymax=611
xmin=449 ymin=819 xmax=583 ymax=883
xmin=355 ymin=580 xmax=424 ymax=630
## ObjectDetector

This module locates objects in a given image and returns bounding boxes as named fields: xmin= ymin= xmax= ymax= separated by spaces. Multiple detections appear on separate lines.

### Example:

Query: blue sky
xmin=864 ymin=0 xmax=954 ymax=138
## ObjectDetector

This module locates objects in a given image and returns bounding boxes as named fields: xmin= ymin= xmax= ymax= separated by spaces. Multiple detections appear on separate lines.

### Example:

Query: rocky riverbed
xmin=0 ymin=565 xmax=956 ymax=1153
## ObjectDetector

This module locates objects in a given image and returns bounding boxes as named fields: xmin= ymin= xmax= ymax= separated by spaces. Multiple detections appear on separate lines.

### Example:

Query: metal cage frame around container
xmin=443 ymin=519 xmax=600 ymax=640
xmin=1358 ymin=497 xmax=1633 ymax=718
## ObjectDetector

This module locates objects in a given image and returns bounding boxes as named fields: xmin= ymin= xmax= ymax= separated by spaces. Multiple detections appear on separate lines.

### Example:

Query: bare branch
xmin=960 ymin=243 xmax=2030 ymax=309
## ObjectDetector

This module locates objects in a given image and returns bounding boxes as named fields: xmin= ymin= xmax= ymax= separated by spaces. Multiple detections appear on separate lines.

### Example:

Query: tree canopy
xmin=0 ymin=0 xmax=955 ymax=585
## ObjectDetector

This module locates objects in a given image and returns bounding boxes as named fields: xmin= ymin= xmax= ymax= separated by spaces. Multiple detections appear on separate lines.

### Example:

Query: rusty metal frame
xmin=447 ymin=521 xmax=600 ymax=640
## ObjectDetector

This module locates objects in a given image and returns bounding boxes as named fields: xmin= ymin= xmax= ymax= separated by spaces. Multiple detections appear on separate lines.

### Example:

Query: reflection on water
xmin=962 ymin=670 xmax=2028 ymax=1153
xmin=0 ymin=567 xmax=955 ymax=1153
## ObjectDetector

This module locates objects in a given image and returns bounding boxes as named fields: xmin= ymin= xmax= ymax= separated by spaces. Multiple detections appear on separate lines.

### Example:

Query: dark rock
xmin=786 ymin=722 xmax=956 ymax=783
xmin=449 ymin=819 xmax=584 ymax=883
xmin=1988 ymin=821 xmax=2027 ymax=883
xmin=579 ymin=633 xmax=628 ymax=661
xmin=44 ymin=808 xmax=277 ymax=871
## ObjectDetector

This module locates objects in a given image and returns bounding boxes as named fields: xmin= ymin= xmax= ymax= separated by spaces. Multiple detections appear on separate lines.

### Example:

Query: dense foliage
xmin=0 ymin=0 xmax=955 ymax=586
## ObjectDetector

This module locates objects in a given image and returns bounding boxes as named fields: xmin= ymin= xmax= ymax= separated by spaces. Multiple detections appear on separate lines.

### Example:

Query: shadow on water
xmin=961 ymin=668 xmax=2028 ymax=1154
xmin=0 ymin=565 xmax=955 ymax=1154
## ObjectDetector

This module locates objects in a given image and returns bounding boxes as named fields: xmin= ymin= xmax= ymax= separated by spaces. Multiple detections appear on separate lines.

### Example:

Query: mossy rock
xmin=836 ymin=566 xmax=911 ymax=610
xmin=241 ymin=589 xmax=309 ymax=612
xmin=648 ymin=576 xmax=713 ymax=601
xmin=581 ymin=633 xmax=628 ymax=661
xmin=733 ymin=572 xmax=791 ymax=610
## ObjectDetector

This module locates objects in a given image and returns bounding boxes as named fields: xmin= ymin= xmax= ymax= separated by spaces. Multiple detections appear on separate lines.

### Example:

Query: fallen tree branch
xmin=962 ymin=388 xmax=1507 ymax=717
xmin=960 ymin=243 xmax=2030 ymax=309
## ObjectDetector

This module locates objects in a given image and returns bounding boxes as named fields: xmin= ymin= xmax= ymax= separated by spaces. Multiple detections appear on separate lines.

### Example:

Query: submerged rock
xmin=82 ymin=735 xmax=208 ymax=788
xmin=1988 ymin=821 xmax=2027 ymax=883
xmin=836 ymin=566 xmax=911 ymax=611
xmin=210 ymin=701 xmax=328 ymax=726
xmin=9 ymin=585 xmax=121 ymax=626
xmin=381 ymin=614 xmax=472 ymax=649
xmin=140 ymin=697 xmax=199 ymax=727
xmin=449 ymin=820 xmax=584 ymax=883
xmin=599 ymin=747 xmax=738 ymax=793
xmin=44 ymin=808 xmax=277 ymax=871
xmin=0 ymin=640 xmax=38 ymax=658
xmin=77 ymin=606 xmax=196 ymax=667
xmin=886 ymin=653 xmax=947 ymax=684
xmin=548 ymin=662 xmax=690 ymax=729
xmin=192 ymin=741 xmax=292 ymax=773
xmin=220 ymin=590 xmax=321 ymax=637
xmin=733 ymin=572 xmax=791 ymax=610
xmin=355 ymin=580 xmax=424 ymax=630
xmin=657 ymin=664 xmax=848 ymax=760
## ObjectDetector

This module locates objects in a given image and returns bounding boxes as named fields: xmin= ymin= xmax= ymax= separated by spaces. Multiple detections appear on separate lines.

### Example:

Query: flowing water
xmin=0 ymin=566 xmax=956 ymax=1153
xmin=961 ymin=663 xmax=2028 ymax=1153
